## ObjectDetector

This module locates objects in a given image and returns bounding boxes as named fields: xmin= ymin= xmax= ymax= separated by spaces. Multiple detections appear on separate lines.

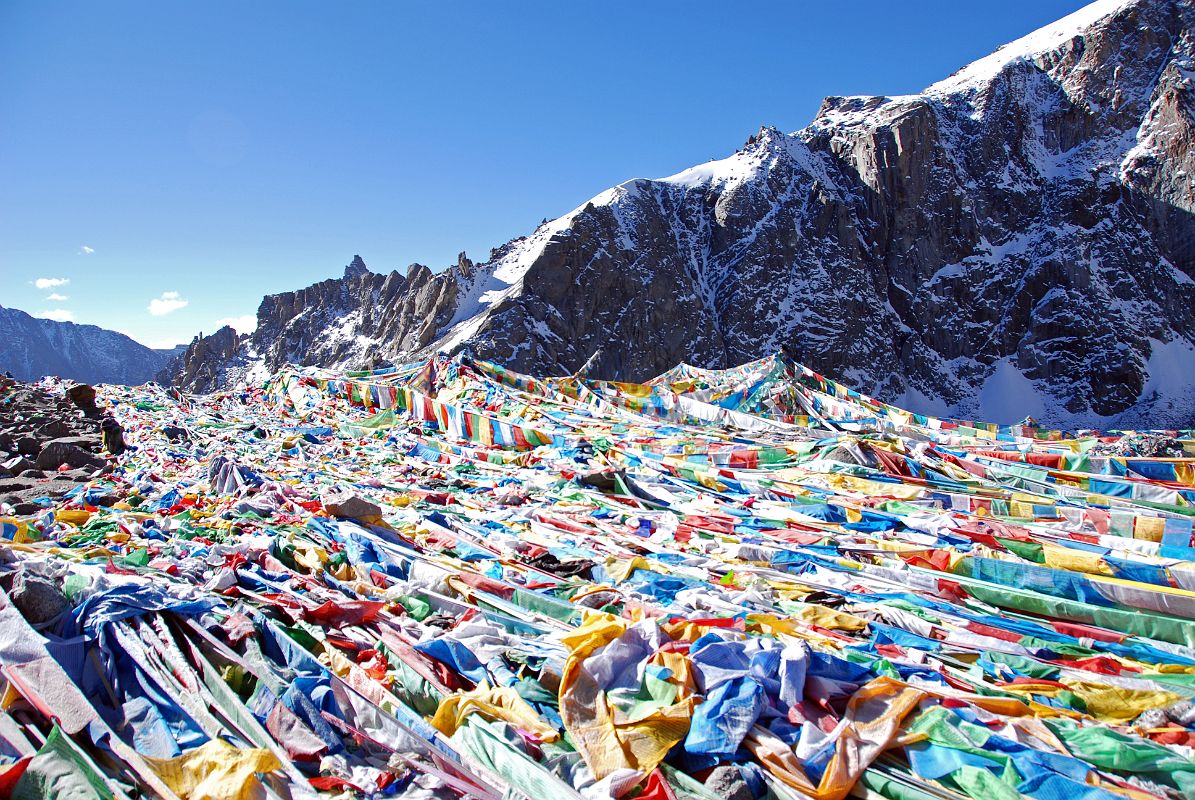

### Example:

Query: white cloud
xmin=79 ymin=245 xmax=95 ymax=255
xmin=214 ymin=314 xmax=257 ymax=334
xmin=37 ymin=309 xmax=75 ymax=323
xmin=34 ymin=277 xmax=69 ymax=289
xmin=148 ymin=290 xmax=189 ymax=316
xmin=46 ymin=292 xmax=69 ymax=301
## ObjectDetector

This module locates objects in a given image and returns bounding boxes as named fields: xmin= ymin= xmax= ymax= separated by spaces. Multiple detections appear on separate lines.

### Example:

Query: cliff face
xmin=164 ymin=0 xmax=1195 ymax=427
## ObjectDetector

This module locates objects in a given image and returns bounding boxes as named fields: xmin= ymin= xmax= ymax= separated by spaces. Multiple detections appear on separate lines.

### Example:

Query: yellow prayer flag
xmin=145 ymin=739 xmax=281 ymax=800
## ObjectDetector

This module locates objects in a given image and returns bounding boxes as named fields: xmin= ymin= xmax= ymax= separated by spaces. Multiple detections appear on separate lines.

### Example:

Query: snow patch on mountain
xmin=926 ymin=0 xmax=1137 ymax=96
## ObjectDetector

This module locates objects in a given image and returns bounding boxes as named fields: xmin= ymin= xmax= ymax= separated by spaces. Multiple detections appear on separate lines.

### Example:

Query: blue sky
xmin=1 ymin=0 xmax=1091 ymax=348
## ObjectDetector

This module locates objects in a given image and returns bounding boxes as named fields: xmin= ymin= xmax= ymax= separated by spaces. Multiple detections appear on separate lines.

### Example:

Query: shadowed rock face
xmin=163 ymin=0 xmax=1195 ymax=427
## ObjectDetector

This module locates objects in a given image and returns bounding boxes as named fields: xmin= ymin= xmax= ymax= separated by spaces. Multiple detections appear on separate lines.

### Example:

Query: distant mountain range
xmin=0 ymin=305 xmax=182 ymax=385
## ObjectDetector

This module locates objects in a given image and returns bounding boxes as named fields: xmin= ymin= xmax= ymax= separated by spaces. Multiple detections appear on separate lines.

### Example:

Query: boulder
xmin=16 ymin=437 xmax=39 ymax=457
xmin=578 ymin=468 xmax=622 ymax=491
xmin=36 ymin=420 xmax=72 ymax=439
xmin=47 ymin=435 xmax=101 ymax=451
xmin=35 ymin=440 xmax=105 ymax=471
xmin=0 ymin=478 xmax=36 ymax=495
xmin=163 ymin=425 xmax=191 ymax=442
xmin=703 ymin=766 xmax=755 ymax=800
xmin=89 ymin=491 xmax=119 ymax=507
xmin=66 ymin=384 xmax=99 ymax=416
xmin=1 ymin=456 xmax=35 ymax=477
xmin=322 ymin=488 xmax=381 ymax=520
xmin=10 ymin=570 xmax=70 ymax=625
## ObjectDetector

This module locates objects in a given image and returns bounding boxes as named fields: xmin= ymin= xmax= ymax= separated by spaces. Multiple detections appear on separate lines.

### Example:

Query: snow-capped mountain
xmin=164 ymin=0 xmax=1195 ymax=427
xmin=0 ymin=305 xmax=179 ymax=385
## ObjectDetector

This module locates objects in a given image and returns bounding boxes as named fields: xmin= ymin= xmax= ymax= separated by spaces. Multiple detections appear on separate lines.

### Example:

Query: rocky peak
xmin=156 ymin=325 xmax=242 ymax=391
xmin=406 ymin=263 xmax=431 ymax=283
xmin=742 ymin=125 xmax=785 ymax=150
xmin=455 ymin=251 xmax=473 ymax=278
xmin=343 ymin=255 xmax=370 ymax=280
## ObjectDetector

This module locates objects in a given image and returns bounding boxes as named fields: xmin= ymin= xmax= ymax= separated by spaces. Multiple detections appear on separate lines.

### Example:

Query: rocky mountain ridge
xmin=0 ymin=305 xmax=180 ymax=386
xmin=163 ymin=0 xmax=1195 ymax=427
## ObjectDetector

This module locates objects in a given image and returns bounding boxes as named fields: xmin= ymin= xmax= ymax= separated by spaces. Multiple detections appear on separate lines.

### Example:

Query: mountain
xmin=163 ymin=0 xmax=1195 ymax=428
xmin=157 ymin=255 xmax=464 ymax=390
xmin=0 ymin=305 xmax=179 ymax=385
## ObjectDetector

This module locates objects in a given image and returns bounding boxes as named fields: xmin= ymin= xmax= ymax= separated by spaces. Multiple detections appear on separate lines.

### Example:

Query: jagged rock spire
xmin=343 ymin=255 xmax=369 ymax=280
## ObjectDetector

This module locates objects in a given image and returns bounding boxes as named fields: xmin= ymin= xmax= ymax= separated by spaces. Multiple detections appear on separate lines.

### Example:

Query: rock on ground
xmin=0 ymin=376 xmax=113 ymax=516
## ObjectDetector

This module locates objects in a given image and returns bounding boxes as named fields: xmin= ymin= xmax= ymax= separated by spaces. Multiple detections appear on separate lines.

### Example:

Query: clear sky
xmin=1 ymin=0 xmax=1092 ymax=349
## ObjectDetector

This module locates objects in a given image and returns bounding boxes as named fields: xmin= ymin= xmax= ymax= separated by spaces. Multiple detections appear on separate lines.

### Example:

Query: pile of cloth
xmin=0 ymin=352 xmax=1193 ymax=800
